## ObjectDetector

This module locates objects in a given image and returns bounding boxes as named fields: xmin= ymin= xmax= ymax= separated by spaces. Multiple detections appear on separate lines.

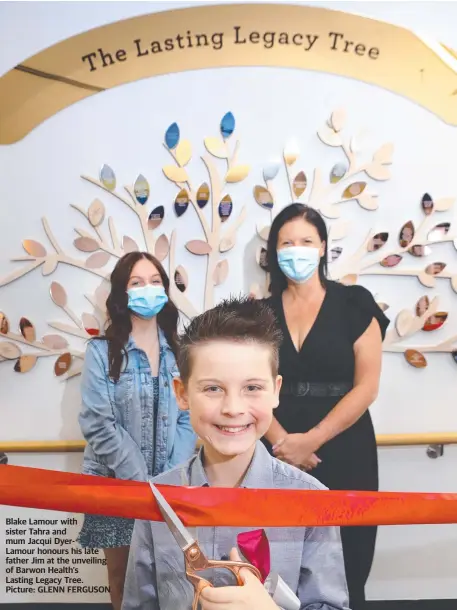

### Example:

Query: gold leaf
xmin=133 ymin=174 xmax=150 ymax=205
xmin=174 ymin=266 xmax=188 ymax=293
xmin=42 ymin=334 xmax=68 ymax=349
xmin=175 ymin=140 xmax=192 ymax=166
xmin=100 ymin=164 xmax=116 ymax=191
xmin=395 ymin=310 xmax=414 ymax=337
xmin=225 ymin=165 xmax=250 ymax=183
xmin=82 ymin=313 xmax=100 ymax=336
xmin=330 ymin=108 xmax=346 ymax=132
xmin=380 ymin=254 xmax=402 ymax=268
xmin=162 ymin=165 xmax=188 ymax=183
xmin=196 ymin=183 xmax=210 ymax=209
xmin=0 ymin=342 xmax=21 ymax=359
xmin=343 ymin=182 xmax=367 ymax=199
xmin=423 ymin=312 xmax=448 ymax=332
xmin=366 ymin=164 xmax=391 ymax=181
xmin=405 ymin=349 xmax=427 ymax=369
xmin=373 ymin=143 xmax=394 ymax=165
xmin=14 ymin=355 xmax=37 ymax=374
xmin=186 ymin=240 xmax=212 ymax=256
xmin=23 ymin=240 xmax=46 ymax=257
xmin=317 ymin=125 xmax=342 ymax=147
xmin=213 ymin=260 xmax=229 ymax=286
xmin=399 ymin=221 xmax=415 ymax=249
xmin=42 ymin=258 xmax=58 ymax=276
xmin=122 ymin=236 xmax=140 ymax=253
xmin=283 ymin=141 xmax=299 ymax=166
xmin=19 ymin=317 xmax=36 ymax=342
xmin=257 ymin=225 xmax=270 ymax=241
xmin=204 ymin=137 xmax=227 ymax=158
xmin=155 ymin=234 xmax=170 ymax=262
xmin=0 ymin=312 xmax=10 ymax=334
xmin=434 ymin=197 xmax=455 ymax=212
xmin=415 ymin=296 xmax=430 ymax=317
xmin=74 ymin=237 xmax=99 ymax=252
xmin=85 ymin=251 xmax=111 ymax=269
xmin=50 ymin=281 xmax=67 ymax=307
xmin=357 ymin=192 xmax=379 ymax=211
xmin=367 ymin=232 xmax=388 ymax=252
xmin=425 ymin=262 xmax=446 ymax=276
xmin=293 ymin=171 xmax=307 ymax=198
xmin=253 ymin=186 xmax=274 ymax=210
xmin=330 ymin=163 xmax=347 ymax=184
xmin=54 ymin=353 xmax=72 ymax=377
xmin=88 ymin=199 xmax=106 ymax=227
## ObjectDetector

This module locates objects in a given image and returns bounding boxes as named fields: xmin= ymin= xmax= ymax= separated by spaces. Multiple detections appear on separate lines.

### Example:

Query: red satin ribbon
xmin=237 ymin=529 xmax=271 ymax=582
xmin=1 ymin=465 xmax=457 ymax=527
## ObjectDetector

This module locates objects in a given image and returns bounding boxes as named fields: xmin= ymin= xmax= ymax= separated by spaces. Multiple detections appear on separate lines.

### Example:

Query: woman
xmin=77 ymin=251 xmax=197 ymax=610
xmin=261 ymin=203 xmax=389 ymax=610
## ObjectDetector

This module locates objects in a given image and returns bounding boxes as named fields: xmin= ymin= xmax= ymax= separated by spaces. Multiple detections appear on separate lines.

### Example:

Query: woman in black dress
xmin=261 ymin=203 xmax=389 ymax=610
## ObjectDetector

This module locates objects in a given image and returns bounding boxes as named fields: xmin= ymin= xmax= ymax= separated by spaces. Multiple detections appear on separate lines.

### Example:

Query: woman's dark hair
xmin=93 ymin=251 xmax=179 ymax=381
xmin=266 ymin=203 xmax=328 ymax=296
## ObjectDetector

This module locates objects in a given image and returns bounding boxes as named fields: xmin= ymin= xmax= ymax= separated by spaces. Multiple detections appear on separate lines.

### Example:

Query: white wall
xmin=0 ymin=0 xmax=457 ymax=603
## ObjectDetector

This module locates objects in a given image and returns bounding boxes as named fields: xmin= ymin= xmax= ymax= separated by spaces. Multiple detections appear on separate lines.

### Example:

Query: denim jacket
xmin=79 ymin=328 xmax=197 ymax=482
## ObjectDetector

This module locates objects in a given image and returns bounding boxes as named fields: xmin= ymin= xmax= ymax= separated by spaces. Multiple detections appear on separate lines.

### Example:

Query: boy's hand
xmin=199 ymin=548 xmax=280 ymax=610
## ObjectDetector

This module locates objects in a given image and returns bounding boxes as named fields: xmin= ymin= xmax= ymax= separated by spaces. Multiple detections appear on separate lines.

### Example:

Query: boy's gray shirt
xmin=121 ymin=441 xmax=350 ymax=610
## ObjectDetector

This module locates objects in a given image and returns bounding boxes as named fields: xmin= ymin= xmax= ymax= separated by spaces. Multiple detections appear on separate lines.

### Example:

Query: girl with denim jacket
xmin=77 ymin=252 xmax=197 ymax=610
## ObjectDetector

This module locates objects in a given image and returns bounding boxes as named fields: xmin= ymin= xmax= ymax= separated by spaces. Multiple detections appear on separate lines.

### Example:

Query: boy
xmin=122 ymin=297 xmax=350 ymax=610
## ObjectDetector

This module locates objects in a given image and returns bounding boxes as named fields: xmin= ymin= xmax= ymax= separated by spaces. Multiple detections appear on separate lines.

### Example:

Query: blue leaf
xmin=165 ymin=123 xmax=180 ymax=149
xmin=220 ymin=112 xmax=235 ymax=139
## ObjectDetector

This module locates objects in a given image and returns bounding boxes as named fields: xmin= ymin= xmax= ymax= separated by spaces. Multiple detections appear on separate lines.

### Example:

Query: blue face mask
xmin=127 ymin=285 xmax=168 ymax=319
xmin=277 ymin=246 xmax=320 ymax=284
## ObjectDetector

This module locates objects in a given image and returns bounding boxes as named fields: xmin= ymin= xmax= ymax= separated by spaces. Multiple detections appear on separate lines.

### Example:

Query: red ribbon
xmin=1 ymin=465 xmax=457 ymax=527
xmin=237 ymin=529 xmax=271 ymax=582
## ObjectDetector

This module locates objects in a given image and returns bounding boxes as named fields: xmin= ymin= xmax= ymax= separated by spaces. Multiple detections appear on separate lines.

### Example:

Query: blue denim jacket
xmin=79 ymin=328 xmax=197 ymax=482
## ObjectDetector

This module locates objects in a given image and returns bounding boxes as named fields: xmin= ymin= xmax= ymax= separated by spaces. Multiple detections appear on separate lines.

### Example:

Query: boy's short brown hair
xmin=177 ymin=295 xmax=283 ymax=383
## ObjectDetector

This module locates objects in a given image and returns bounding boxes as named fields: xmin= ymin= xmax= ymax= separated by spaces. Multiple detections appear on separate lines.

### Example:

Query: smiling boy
xmin=122 ymin=296 xmax=350 ymax=610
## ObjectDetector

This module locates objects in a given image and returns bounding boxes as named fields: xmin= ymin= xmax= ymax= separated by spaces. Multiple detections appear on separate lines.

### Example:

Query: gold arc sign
xmin=1 ymin=3 xmax=457 ymax=144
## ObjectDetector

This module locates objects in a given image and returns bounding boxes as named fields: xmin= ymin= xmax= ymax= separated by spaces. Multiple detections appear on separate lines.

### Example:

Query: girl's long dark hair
xmin=93 ymin=251 xmax=179 ymax=381
xmin=266 ymin=203 xmax=329 ymax=297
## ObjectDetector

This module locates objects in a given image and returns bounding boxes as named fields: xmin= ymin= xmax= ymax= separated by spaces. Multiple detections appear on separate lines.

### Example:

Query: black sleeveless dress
xmin=262 ymin=280 xmax=390 ymax=610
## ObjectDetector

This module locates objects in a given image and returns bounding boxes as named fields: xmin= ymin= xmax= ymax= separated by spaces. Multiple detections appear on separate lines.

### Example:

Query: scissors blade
xmin=148 ymin=481 xmax=195 ymax=550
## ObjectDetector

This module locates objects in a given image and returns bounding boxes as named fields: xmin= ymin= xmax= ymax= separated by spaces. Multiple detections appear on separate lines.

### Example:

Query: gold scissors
xmin=149 ymin=481 xmax=262 ymax=610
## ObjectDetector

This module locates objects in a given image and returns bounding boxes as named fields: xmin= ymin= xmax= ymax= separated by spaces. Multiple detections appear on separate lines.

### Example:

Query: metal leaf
xmin=82 ymin=313 xmax=100 ymax=336
xmin=174 ymin=266 xmax=188 ymax=293
xmin=186 ymin=240 xmax=212 ymax=256
xmin=123 ymin=235 xmax=140 ymax=254
xmin=50 ymin=281 xmax=67 ymax=307
xmin=421 ymin=193 xmax=434 ymax=215
xmin=23 ymin=240 xmax=46 ymax=257
xmin=86 ymin=251 xmax=111 ymax=269
xmin=283 ymin=141 xmax=299 ymax=165
xmin=174 ymin=189 xmax=189 ymax=218
xmin=54 ymin=353 xmax=72 ymax=377
xmin=343 ymin=182 xmax=367 ymax=199
xmin=408 ymin=245 xmax=431 ymax=257
xmin=367 ymin=232 xmax=388 ymax=252
xmin=428 ymin=222 xmax=451 ymax=242
xmin=0 ymin=312 xmax=10 ymax=334
xmin=263 ymin=161 xmax=280 ymax=182
xmin=165 ymin=123 xmax=180 ymax=149
xmin=220 ymin=112 xmax=235 ymax=139
xmin=213 ymin=260 xmax=229 ymax=286
xmin=148 ymin=206 xmax=164 ymax=230
xmin=399 ymin=221 xmax=415 ymax=248
xmin=423 ymin=312 xmax=448 ymax=332
xmin=293 ymin=171 xmax=307 ymax=198
xmin=415 ymin=296 xmax=430 ymax=317
xmin=14 ymin=355 xmax=37 ymax=374
xmin=405 ymin=349 xmax=427 ymax=369
xmin=0 ymin=342 xmax=21 ymax=359
xmin=330 ymin=108 xmax=346 ymax=132
xmin=88 ymin=199 xmax=106 ymax=226
xmin=42 ymin=258 xmax=58 ymax=276
xmin=100 ymin=165 xmax=116 ymax=191
xmin=380 ymin=254 xmax=402 ymax=268
xmin=42 ymin=334 xmax=68 ymax=349
xmin=330 ymin=163 xmax=347 ymax=184
xmin=254 ymin=186 xmax=274 ymax=210
xmin=154 ymin=234 xmax=170 ymax=262
xmin=218 ymin=195 xmax=233 ymax=222
xmin=163 ymin=165 xmax=188 ymax=183
xmin=204 ymin=137 xmax=227 ymax=158
xmin=425 ymin=262 xmax=446 ymax=276
xmin=330 ymin=247 xmax=343 ymax=262
xmin=175 ymin=140 xmax=192 ymax=166
xmin=225 ymin=165 xmax=250 ymax=183
xmin=133 ymin=174 xmax=150 ymax=205
xmin=74 ymin=237 xmax=99 ymax=252
xmin=19 ymin=317 xmax=36 ymax=342
xmin=197 ymin=183 xmax=210 ymax=208
xmin=257 ymin=247 xmax=268 ymax=271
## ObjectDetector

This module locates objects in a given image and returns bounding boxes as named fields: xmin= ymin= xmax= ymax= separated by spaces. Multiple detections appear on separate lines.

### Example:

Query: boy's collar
xmin=189 ymin=441 xmax=274 ymax=488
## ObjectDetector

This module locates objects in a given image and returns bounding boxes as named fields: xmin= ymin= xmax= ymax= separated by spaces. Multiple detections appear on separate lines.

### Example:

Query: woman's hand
xmin=273 ymin=432 xmax=322 ymax=471
xmin=200 ymin=548 xmax=280 ymax=610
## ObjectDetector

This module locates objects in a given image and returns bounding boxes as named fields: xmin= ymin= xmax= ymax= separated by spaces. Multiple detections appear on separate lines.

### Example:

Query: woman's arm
xmin=264 ymin=417 xmax=288 ymax=445
xmin=79 ymin=342 xmax=148 ymax=481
